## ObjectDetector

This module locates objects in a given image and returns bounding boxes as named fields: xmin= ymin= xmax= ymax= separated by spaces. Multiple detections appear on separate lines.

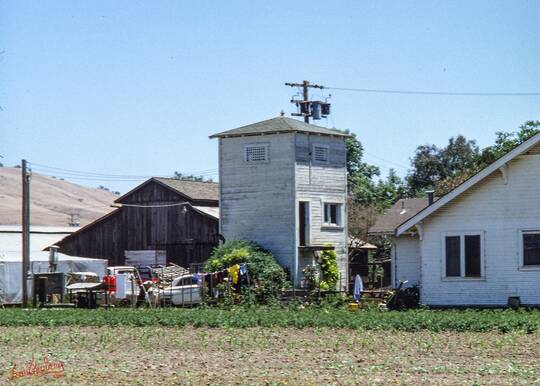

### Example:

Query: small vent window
xmin=313 ymin=146 xmax=329 ymax=162
xmin=245 ymin=145 xmax=267 ymax=162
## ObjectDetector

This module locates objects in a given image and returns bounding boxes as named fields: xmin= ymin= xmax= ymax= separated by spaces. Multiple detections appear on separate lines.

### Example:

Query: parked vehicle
xmin=160 ymin=274 xmax=201 ymax=306
xmin=137 ymin=266 xmax=159 ymax=284
xmin=102 ymin=266 xmax=141 ymax=305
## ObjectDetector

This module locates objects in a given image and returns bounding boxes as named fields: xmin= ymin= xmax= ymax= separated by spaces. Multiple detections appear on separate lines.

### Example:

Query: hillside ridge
xmin=0 ymin=167 xmax=117 ymax=226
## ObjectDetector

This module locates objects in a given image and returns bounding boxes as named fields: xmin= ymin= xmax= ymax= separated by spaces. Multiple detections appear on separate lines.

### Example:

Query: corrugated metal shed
xmin=0 ymin=225 xmax=75 ymax=253
xmin=193 ymin=206 xmax=219 ymax=219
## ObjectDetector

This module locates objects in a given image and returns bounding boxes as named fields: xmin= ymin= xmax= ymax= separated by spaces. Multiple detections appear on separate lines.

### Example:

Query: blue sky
xmin=1 ymin=1 xmax=539 ymax=193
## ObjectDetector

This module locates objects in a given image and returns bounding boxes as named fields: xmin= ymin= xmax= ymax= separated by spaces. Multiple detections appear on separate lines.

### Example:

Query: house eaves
xmin=396 ymin=133 xmax=540 ymax=236
xmin=396 ymin=131 xmax=540 ymax=236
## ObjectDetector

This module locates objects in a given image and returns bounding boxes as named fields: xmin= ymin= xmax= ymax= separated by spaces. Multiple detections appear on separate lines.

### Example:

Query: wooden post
xmin=21 ymin=159 xmax=30 ymax=306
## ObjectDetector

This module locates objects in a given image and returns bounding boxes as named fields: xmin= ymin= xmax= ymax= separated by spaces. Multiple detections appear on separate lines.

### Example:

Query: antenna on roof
xmin=285 ymin=80 xmax=331 ymax=123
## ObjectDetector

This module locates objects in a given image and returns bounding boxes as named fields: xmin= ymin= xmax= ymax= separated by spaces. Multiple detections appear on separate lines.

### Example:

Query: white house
xmin=210 ymin=117 xmax=350 ymax=288
xmin=371 ymin=131 xmax=540 ymax=307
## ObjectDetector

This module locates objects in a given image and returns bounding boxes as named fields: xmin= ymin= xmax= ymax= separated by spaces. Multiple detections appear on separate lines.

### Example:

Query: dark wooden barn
xmin=54 ymin=178 xmax=220 ymax=268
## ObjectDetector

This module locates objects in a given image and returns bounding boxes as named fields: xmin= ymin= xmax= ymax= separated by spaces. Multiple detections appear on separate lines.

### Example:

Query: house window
xmin=245 ymin=145 xmax=267 ymax=162
xmin=313 ymin=145 xmax=329 ymax=162
xmin=323 ymin=203 xmax=342 ymax=226
xmin=443 ymin=233 xmax=483 ymax=278
xmin=523 ymin=231 xmax=540 ymax=266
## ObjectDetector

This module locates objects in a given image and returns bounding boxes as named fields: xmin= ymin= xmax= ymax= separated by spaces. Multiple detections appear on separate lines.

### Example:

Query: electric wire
xmin=363 ymin=151 xmax=410 ymax=170
xmin=28 ymin=163 xmax=218 ymax=185
xmin=324 ymin=86 xmax=540 ymax=97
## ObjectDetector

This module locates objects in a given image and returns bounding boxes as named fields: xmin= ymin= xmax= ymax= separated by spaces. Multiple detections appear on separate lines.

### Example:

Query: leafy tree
xmin=479 ymin=120 xmax=540 ymax=165
xmin=344 ymin=132 xmax=407 ymax=250
xmin=374 ymin=169 xmax=407 ymax=209
xmin=345 ymin=132 xmax=380 ymax=205
xmin=435 ymin=121 xmax=539 ymax=196
xmin=407 ymin=135 xmax=479 ymax=196
xmin=439 ymin=135 xmax=480 ymax=176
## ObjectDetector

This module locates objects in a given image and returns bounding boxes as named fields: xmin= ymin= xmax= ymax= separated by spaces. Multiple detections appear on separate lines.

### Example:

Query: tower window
xmin=323 ymin=203 xmax=342 ymax=226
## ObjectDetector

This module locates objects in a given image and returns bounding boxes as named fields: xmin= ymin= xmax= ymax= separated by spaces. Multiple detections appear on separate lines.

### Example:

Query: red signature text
xmin=7 ymin=356 xmax=65 ymax=380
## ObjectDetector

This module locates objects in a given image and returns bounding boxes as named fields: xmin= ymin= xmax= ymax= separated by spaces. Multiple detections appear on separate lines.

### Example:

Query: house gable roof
xmin=396 ymin=131 xmax=540 ymax=236
xmin=369 ymin=198 xmax=433 ymax=235
xmin=115 ymin=177 xmax=219 ymax=204
xmin=209 ymin=117 xmax=351 ymax=139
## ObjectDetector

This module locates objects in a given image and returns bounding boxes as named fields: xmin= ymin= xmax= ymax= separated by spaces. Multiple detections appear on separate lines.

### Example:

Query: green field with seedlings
xmin=1 ymin=307 xmax=540 ymax=333
xmin=1 ymin=326 xmax=539 ymax=385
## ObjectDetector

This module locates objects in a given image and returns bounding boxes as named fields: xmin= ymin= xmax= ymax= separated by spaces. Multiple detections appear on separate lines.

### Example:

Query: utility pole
xmin=285 ymin=80 xmax=325 ymax=123
xmin=21 ymin=159 xmax=30 ymax=306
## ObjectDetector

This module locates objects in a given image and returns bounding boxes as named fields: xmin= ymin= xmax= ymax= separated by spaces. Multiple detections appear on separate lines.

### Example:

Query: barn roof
xmin=209 ymin=117 xmax=351 ymax=139
xmin=115 ymin=177 xmax=219 ymax=204
xmin=369 ymin=198 xmax=433 ymax=235
xmin=152 ymin=178 xmax=219 ymax=202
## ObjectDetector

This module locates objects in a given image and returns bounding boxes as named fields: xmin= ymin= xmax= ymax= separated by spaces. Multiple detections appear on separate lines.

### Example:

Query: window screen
xmin=245 ymin=146 xmax=267 ymax=162
xmin=445 ymin=236 xmax=461 ymax=277
xmin=313 ymin=146 xmax=329 ymax=162
xmin=465 ymin=235 xmax=481 ymax=277
xmin=524 ymin=232 xmax=540 ymax=266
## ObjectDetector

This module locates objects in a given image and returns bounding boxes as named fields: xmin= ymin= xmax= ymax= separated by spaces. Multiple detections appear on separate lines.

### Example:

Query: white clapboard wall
xmin=124 ymin=250 xmax=166 ymax=267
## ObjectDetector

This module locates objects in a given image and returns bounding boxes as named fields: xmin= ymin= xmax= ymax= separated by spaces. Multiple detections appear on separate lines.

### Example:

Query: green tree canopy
xmin=407 ymin=135 xmax=480 ymax=196
xmin=479 ymin=120 xmax=540 ymax=165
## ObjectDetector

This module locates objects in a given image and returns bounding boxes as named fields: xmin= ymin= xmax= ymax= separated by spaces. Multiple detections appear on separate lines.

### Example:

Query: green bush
xmin=204 ymin=240 xmax=290 ymax=303
xmin=318 ymin=244 xmax=339 ymax=290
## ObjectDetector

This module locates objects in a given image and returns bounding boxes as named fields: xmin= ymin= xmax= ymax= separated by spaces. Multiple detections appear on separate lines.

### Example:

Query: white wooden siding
xmin=418 ymin=154 xmax=540 ymax=306
xmin=294 ymin=133 xmax=348 ymax=288
xmin=219 ymin=131 xmax=349 ymax=288
xmin=219 ymin=134 xmax=296 ymax=270
xmin=392 ymin=235 xmax=421 ymax=288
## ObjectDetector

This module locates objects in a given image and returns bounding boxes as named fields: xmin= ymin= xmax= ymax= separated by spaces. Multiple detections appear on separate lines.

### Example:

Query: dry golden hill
xmin=0 ymin=167 xmax=117 ymax=226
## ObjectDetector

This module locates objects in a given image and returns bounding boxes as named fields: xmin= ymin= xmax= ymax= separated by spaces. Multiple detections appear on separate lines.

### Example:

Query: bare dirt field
xmin=1 ymin=326 xmax=539 ymax=385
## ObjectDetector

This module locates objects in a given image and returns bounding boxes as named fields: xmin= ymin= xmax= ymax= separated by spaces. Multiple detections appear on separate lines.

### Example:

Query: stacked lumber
xmin=153 ymin=264 xmax=189 ymax=285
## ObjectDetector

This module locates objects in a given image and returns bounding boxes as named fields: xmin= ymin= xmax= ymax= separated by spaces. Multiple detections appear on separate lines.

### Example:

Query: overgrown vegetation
xmin=204 ymin=240 xmax=289 ymax=303
xmin=303 ymin=244 xmax=340 ymax=291
xmin=1 ymin=308 xmax=540 ymax=332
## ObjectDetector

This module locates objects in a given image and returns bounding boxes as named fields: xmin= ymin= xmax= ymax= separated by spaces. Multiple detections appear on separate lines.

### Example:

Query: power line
xmin=28 ymin=162 xmax=218 ymax=180
xmin=363 ymin=151 xmax=410 ymax=170
xmin=31 ymin=169 xmax=218 ymax=181
xmin=324 ymin=86 xmax=540 ymax=97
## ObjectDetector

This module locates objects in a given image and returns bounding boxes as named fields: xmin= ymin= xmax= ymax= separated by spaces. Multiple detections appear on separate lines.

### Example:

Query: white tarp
xmin=115 ymin=273 xmax=126 ymax=299
xmin=0 ymin=251 xmax=107 ymax=304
